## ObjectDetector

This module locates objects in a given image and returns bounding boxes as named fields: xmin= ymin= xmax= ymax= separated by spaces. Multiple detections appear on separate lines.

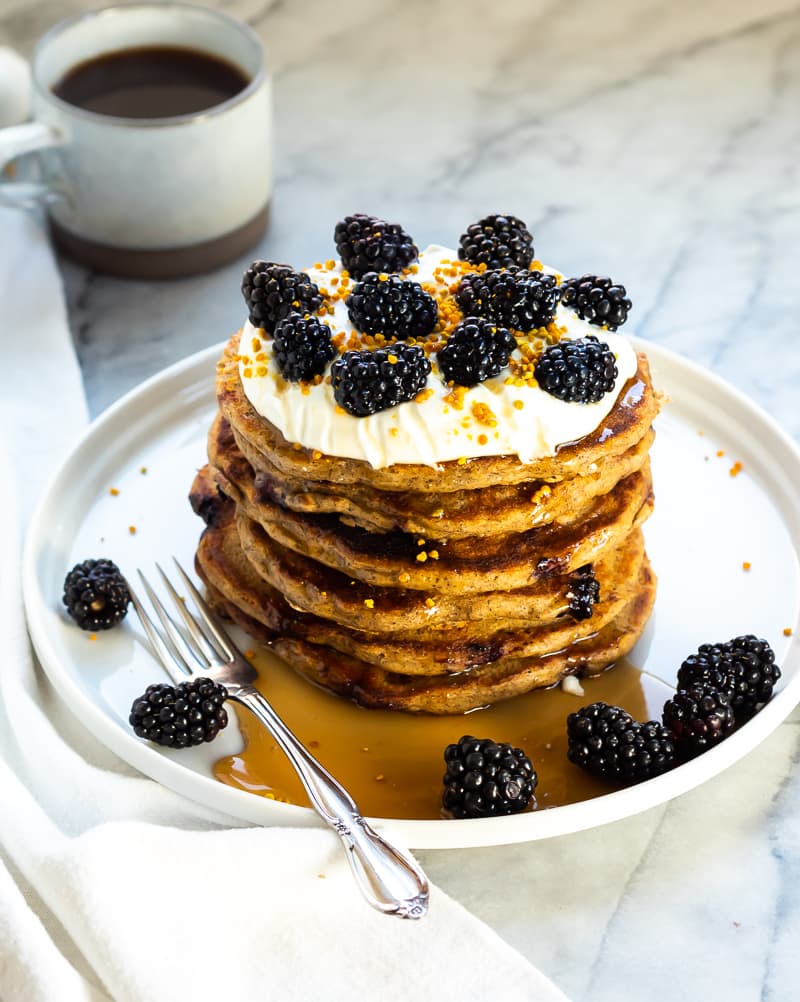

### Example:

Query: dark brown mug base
xmin=50 ymin=203 xmax=270 ymax=279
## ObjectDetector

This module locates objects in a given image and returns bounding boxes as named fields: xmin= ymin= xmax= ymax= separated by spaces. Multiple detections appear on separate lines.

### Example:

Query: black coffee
xmin=52 ymin=45 xmax=250 ymax=119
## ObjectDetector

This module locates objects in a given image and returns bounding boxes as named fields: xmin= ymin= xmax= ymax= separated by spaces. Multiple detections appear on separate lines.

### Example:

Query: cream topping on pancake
xmin=238 ymin=245 xmax=638 ymax=468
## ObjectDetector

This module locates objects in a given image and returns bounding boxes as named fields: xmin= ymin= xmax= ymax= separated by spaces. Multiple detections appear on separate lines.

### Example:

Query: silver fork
xmin=128 ymin=558 xmax=429 ymax=920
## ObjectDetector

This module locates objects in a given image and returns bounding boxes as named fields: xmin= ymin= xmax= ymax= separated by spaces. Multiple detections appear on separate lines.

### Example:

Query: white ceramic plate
xmin=22 ymin=339 xmax=800 ymax=849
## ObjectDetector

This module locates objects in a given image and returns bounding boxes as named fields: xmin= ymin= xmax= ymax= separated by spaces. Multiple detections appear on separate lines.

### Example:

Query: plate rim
xmin=21 ymin=338 xmax=800 ymax=849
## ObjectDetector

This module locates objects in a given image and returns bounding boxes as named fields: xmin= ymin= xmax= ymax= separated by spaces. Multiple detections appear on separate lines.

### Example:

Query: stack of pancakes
xmin=190 ymin=333 xmax=661 ymax=714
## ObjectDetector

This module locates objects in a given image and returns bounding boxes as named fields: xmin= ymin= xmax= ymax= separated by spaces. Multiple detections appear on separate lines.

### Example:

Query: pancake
xmin=193 ymin=483 xmax=650 ymax=676
xmin=236 ymin=507 xmax=647 ymax=634
xmin=191 ymin=463 xmax=645 ymax=634
xmin=200 ymin=570 xmax=657 ymax=714
xmin=216 ymin=331 xmax=661 ymax=492
xmin=208 ymin=418 xmax=654 ymax=594
xmin=229 ymin=412 xmax=655 ymax=539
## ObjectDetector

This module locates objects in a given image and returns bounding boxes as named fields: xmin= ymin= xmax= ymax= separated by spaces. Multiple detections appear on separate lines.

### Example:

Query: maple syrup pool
xmin=214 ymin=649 xmax=674 ymax=820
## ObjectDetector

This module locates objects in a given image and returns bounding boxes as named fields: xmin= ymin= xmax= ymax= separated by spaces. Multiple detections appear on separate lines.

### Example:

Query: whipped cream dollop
xmin=238 ymin=245 xmax=638 ymax=468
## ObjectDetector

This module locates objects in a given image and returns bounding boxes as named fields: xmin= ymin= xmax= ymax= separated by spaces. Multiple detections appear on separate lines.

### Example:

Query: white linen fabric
xmin=0 ymin=201 xmax=571 ymax=1001
xmin=0 ymin=47 xmax=30 ymax=129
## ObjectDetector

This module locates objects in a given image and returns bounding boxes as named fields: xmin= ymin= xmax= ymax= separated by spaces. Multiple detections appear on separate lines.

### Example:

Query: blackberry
xmin=129 ymin=678 xmax=229 ymax=748
xmin=442 ymin=735 xmax=537 ymax=819
xmin=458 ymin=214 xmax=534 ymax=270
xmin=334 ymin=213 xmax=418 ymax=279
xmin=716 ymin=635 xmax=781 ymax=715
xmin=347 ymin=273 xmax=437 ymax=340
xmin=662 ymin=687 xmax=735 ymax=760
xmin=63 ymin=558 xmax=130 ymax=631
xmin=566 ymin=565 xmax=600 ymax=621
xmin=241 ymin=262 xmax=323 ymax=333
xmin=437 ymin=316 xmax=517 ymax=387
xmin=331 ymin=343 xmax=430 ymax=417
xmin=679 ymin=636 xmax=780 ymax=719
xmin=273 ymin=313 xmax=336 ymax=382
xmin=455 ymin=269 xmax=559 ymax=331
xmin=560 ymin=275 xmax=631 ymax=330
xmin=534 ymin=336 xmax=618 ymax=404
xmin=567 ymin=702 xmax=676 ymax=784
xmin=676 ymin=646 xmax=733 ymax=697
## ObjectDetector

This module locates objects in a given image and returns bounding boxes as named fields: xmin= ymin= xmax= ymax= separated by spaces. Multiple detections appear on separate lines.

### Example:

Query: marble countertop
xmin=4 ymin=0 xmax=800 ymax=998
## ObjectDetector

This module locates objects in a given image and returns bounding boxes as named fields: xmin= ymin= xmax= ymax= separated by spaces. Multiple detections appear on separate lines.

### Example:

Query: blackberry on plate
xmin=714 ymin=635 xmax=781 ymax=716
xmin=241 ymin=262 xmax=323 ymax=333
xmin=679 ymin=635 xmax=780 ymax=719
xmin=347 ymin=273 xmax=437 ymax=340
xmin=662 ymin=686 xmax=735 ymax=760
xmin=567 ymin=702 xmax=676 ymax=784
xmin=331 ymin=343 xmax=430 ymax=417
xmin=560 ymin=275 xmax=631 ymax=330
xmin=442 ymin=735 xmax=537 ymax=819
xmin=334 ymin=213 xmax=418 ymax=279
xmin=676 ymin=645 xmax=733 ymax=697
xmin=456 ymin=268 xmax=559 ymax=331
xmin=63 ymin=558 xmax=130 ymax=631
xmin=534 ymin=335 xmax=618 ymax=404
xmin=437 ymin=316 xmax=516 ymax=387
xmin=273 ymin=313 xmax=336 ymax=382
xmin=566 ymin=565 xmax=600 ymax=621
xmin=458 ymin=214 xmax=534 ymax=270
xmin=129 ymin=678 xmax=229 ymax=748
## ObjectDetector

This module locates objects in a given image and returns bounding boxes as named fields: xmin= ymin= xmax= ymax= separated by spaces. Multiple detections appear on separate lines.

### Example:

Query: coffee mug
xmin=0 ymin=3 xmax=272 ymax=278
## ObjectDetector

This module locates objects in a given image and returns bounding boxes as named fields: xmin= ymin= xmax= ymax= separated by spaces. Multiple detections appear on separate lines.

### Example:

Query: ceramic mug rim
xmin=31 ymin=1 xmax=267 ymax=130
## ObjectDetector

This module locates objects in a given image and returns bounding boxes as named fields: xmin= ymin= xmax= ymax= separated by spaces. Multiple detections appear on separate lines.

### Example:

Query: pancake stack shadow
xmin=190 ymin=333 xmax=661 ymax=714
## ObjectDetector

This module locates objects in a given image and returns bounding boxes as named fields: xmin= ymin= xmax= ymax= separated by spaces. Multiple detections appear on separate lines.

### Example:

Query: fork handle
xmin=231 ymin=686 xmax=429 ymax=919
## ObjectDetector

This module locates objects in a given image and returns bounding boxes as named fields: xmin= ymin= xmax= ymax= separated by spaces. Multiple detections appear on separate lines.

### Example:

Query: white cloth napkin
xmin=0 ymin=48 xmax=31 ymax=128
xmin=0 ymin=204 xmax=571 ymax=999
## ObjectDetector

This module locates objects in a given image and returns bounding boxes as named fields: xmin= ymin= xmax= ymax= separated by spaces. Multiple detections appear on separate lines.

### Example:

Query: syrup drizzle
xmin=213 ymin=650 xmax=674 ymax=820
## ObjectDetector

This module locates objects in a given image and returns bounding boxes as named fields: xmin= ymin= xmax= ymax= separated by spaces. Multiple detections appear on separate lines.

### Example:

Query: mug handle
xmin=0 ymin=121 xmax=64 ymax=207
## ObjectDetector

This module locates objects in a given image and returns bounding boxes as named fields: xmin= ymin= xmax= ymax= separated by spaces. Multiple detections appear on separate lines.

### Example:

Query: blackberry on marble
xmin=458 ymin=214 xmax=534 ymax=270
xmin=437 ymin=316 xmax=516 ymax=386
xmin=331 ymin=343 xmax=430 ymax=417
xmin=334 ymin=214 xmax=418 ymax=278
xmin=347 ymin=273 xmax=437 ymax=341
xmin=273 ymin=313 xmax=336 ymax=382
xmin=241 ymin=262 xmax=323 ymax=333
xmin=442 ymin=735 xmax=537 ymax=818
xmin=560 ymin=275 xmax=631 ymax=330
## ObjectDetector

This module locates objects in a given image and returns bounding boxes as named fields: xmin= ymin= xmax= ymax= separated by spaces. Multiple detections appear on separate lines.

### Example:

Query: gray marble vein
xmin=3 ymin=0 xmax=800 ymax=998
